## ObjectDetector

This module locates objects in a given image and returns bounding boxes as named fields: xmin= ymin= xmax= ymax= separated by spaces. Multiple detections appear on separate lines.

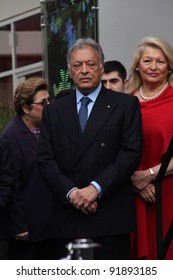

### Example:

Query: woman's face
xmin=138 ymin=46 xmax=169 ymax=85
xmin=28 ymin=89 xmax=49 ymax=127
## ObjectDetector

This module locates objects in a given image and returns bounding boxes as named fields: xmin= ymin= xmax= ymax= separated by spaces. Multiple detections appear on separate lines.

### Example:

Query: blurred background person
xmin=128 ymin=36 xmax=173 ymax=259
xmin=1 ymin=77 xmax=56 ymax=259
xmin=101 ymin=60 xmax=129 ymax=92
xmin=0 ymin=136 xmax=14 ymax=259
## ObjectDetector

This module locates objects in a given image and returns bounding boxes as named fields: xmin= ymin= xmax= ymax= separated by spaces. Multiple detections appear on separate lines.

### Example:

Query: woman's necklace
xmin=30 ymin=127 xmax=40 ymax=139
xmin=139 ymin=82 xmax=168 ymax=100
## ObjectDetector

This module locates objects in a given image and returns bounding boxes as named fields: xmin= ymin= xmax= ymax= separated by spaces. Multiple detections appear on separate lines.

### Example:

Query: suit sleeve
xmin=37 ymin=106 xmax=76 ymax=204
xmin=3 ymin=133 xmax=28 ymax=236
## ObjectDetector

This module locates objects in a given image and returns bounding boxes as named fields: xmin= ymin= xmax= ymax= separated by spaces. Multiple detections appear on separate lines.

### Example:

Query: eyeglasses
xmin=32 ymin=98 xmax=50 ymax=107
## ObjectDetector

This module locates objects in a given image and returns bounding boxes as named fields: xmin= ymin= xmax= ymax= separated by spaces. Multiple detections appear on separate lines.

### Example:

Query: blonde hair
xmin=128 ymin=36 xmax=173 ymax=93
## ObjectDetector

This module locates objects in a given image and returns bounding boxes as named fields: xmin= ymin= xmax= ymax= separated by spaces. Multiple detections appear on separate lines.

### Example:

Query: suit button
xmin=101 ymin=142 xmax=106 ymax=148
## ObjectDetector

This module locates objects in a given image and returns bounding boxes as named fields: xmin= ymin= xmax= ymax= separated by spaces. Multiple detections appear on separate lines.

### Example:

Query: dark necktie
xmin=79 ymin=96 xmax=91 ymax=132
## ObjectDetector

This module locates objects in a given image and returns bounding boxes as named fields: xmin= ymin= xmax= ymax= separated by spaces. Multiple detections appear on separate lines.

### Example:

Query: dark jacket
xmin=0 ymin=136 xmax=14 ymax=240
xmin=38 ymin=86 xmax=143 ymax=238
xmin=2 ymin=116 xmax=56 ymax=242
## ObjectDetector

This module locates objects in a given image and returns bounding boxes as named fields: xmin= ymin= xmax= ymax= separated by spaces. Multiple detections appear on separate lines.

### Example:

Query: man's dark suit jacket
xmin=0 ymin=136 xmax=14 ymax=240
xmin=2 ymin=116 xmax=56 ymax=242
xmin=38 ymin=86 xmax=143 ymax=238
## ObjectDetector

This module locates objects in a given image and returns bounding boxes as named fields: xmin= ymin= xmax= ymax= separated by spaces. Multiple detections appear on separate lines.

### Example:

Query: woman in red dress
xmin=128 ymin=36 xmax=173 ymax=259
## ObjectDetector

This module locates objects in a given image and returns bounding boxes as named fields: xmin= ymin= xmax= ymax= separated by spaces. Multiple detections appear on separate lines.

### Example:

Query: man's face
xmin=69 ymin=46 xmax=104 ymax=95
xmin=101 ymin=71 xmax=125 ymax=92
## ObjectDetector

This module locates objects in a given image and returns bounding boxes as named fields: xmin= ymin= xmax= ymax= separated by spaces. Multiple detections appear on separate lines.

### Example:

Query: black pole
xmin=155 ymin=136 xmax=173 ymax=259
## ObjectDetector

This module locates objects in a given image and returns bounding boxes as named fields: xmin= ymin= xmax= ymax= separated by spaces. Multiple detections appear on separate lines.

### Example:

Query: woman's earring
xmin=169 ymin=70 xmax=171 ymax=74
xmin=136 ymin=67 xmax=139 ymax=71
xmin=26 ymin=113 xmax=29 ymax=121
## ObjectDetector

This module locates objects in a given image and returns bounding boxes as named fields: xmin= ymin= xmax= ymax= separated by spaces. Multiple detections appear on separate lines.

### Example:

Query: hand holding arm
xmin=132 ymin=157 xmax=173 ymax=192
xmin=131 ymin=169 xmax=155 ymax=191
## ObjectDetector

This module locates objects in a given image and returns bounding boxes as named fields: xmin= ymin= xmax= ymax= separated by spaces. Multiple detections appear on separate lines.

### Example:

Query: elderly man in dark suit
xmin=38 ymin=38 xmax=143 ymax=260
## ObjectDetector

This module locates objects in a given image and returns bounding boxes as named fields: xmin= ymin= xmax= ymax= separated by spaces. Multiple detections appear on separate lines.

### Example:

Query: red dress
xmin=131 ymin=85 xmax=173 ymax=259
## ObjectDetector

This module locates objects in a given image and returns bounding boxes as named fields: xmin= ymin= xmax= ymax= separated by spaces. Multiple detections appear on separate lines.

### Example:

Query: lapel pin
xmin=107 ymin=105 xmax=111 ymax=108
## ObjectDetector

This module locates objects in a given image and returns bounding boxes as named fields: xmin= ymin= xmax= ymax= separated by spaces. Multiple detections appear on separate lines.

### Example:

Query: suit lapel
xmin=56 ymin=93 xmax=82 ymax=147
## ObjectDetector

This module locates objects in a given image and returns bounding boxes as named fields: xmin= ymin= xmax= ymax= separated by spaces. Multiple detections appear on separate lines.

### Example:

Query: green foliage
xmin=0 ymin=102 xmax=15 ymax=133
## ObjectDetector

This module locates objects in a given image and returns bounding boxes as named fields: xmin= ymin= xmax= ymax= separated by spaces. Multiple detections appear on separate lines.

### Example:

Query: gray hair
xmin=67 ymin=38 xmax=104 ymax=67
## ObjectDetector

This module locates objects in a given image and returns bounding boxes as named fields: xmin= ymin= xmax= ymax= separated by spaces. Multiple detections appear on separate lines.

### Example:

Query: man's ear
xmin=100 ymin=65 xmax=104 ymax=77
xmin=124 ymin=79 xmax=129 ymax=89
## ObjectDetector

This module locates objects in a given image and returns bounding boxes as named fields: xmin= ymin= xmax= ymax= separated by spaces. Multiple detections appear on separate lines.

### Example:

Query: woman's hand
xmin=131 ymin=169 xmax=154 ymax=191
xmin=138 ymin=183 xmax=156 ymax=203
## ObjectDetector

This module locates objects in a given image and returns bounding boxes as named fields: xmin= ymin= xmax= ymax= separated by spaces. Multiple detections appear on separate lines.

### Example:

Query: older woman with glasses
xmin=1 ymin=77 xmax=56 ymax=259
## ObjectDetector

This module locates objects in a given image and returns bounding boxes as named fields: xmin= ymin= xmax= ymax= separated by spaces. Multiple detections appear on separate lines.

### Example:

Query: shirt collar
xmin=76 ymin=83 xmax=102 ymax=104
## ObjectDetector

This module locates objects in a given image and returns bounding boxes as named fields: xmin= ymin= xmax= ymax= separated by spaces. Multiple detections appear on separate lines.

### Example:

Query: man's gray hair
xmin=67 ymin=38 xmax=104 ymax=67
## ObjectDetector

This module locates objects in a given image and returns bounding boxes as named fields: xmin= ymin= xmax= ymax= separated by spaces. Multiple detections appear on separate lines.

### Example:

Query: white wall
xmin=98 ymin=0 xmax=173 ymax=75
xmin=0 ymin=0 xmax=40 ymax=21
